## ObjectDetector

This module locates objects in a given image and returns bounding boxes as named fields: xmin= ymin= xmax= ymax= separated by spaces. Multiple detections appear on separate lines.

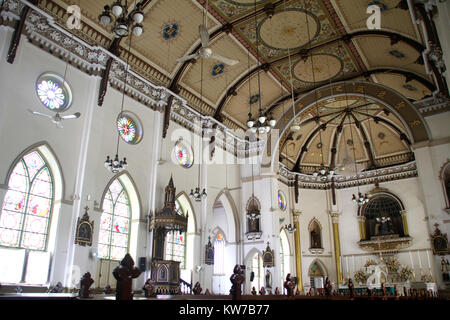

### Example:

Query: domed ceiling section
xmin=34 ymin=0 xmax=438 ymax=131
xmin=279 ymin=96 xmax=413 ymax=173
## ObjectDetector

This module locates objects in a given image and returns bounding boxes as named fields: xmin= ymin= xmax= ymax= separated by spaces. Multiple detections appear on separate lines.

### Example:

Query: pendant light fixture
xmin=190 ymin=4 xmax=208 ymax=202
xmin=104 ymin=34 xmax=133 ymax=173
xmin=99 ymin=0 xmax=145 ymax=38
xmin=246 ymin=0 xmax=276 ymax=134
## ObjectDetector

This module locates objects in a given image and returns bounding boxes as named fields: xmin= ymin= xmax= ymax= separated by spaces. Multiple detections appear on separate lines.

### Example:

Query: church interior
xmin=0 ymin=0 xmax=449 ymax=302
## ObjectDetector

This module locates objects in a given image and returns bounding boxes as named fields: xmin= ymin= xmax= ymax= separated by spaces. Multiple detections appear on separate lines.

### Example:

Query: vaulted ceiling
xmin=37 ymin=0 xmax=435 ymax=169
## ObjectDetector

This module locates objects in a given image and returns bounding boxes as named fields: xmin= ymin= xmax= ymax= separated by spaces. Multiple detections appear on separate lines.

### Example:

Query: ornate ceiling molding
xmin=278 ymin=161 xmax=418 ymax=190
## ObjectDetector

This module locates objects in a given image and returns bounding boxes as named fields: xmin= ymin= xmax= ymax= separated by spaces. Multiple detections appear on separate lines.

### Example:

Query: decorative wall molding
xmin=413 ymin=95 xmax=450 ymax=116
xmin=279 ymin=161 xmax=418 ymax=190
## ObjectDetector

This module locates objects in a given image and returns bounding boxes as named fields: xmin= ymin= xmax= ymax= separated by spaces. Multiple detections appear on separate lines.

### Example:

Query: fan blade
xmin=61 ymin=112 xmax=81 ymax=120
xmin=27 ymin=109 xmax=53 ymax=119
xmin=176 ymin=53 xmax=199 ymax=63
xmin=210 ymin=53 xmax=239 ymax=66
xmin=199 ymin=24 xmax=209 ymax=48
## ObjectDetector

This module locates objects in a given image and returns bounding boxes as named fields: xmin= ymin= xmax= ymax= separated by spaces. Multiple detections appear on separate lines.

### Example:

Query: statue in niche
xmin=229 ymin=265 xmax=245 ymax=300
xmin=112 ymin=254 xmax=141 ymax=300
xmin=79 ymin=272 xmax=94 ymax=298
xmin=441 ymin=257 xmax=450 ymax=281
xmin=431 ymin=224 xmax=450 ymax=255
xmin=75 ymin=206 xmax=94 ymax=247
xmin=265 ymin=270 xmax=272 ymax=290
xmin=310 ymin=229 xmax=321 ymax=248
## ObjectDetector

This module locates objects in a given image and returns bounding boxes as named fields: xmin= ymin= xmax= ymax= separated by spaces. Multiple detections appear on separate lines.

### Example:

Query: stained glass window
xmin=165 ymin=230 xmax=186 ymax=269
xmin=35 ymin=73 xmax=72 ymax=112
xmin=165 ymin=199 xmax=187 ymax=268
xmin=278 ymin=191 xmax=287 ymax=211
xmin=98 ymin=179 xmax=131 ymax=261
xmin=174 ymin=140 xmax=193 ymax=168
xmin=0 ymin=151 xmax=53 ymax=251
xmin=116 ymin=111 xmax=143 ymax=144
xmin=213 ymin=233 xmax=224 ymax=274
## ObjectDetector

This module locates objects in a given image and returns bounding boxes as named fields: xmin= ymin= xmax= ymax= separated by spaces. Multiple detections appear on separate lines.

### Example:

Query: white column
xmin=145 ymin=110 xmax=163 ymax=280
xmin=63 ymin=75 xmax=99 ymax=288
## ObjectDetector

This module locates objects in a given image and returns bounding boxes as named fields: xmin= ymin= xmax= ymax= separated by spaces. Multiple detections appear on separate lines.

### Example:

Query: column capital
xmin=400 ymin=209 xmax=407 ymax=216
xmin=292 ymin=209 xmax=302 ymax=222
xmin=329 ymin=211 xmax=341 ymax=224
xmin=357 ymin=215 xmax=366 ymax=222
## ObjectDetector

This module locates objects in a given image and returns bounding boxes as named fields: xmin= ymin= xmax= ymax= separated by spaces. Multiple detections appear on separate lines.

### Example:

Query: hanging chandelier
xmin=105 ymin=33 xmax=133 ymax=174
xmin=99 ymin=0 xmax=145 ymax=37
xmin=190 ymin=186 xmax=207 ymax=202
xmin=312 ymin=164 xmax=335 ymax=181
xmin=246 ymin=0 xmax=276 ymax=135
xmin=284 ymin=223 xmax=296 ymax=233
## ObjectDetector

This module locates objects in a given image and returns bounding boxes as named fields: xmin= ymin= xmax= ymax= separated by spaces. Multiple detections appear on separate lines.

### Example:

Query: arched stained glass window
xmin=213 ymin=233 xmax=225 ymax=274
xmin=278 ymin=190 xmax=287 ymax=211
xmin=35 ymin=73 xmax=72 ymax=112
xmin=165 ymin=199 xmax=186 ymax=268
xmin=98 ymin=179 xmax=131 ymax=261
xmin=0 ymin=151 xmax=53 ymax=251
xmin=116 ymin=111 xmax=143 ymax=144
xmin=174 ymin=140 xmax=193 ymax=168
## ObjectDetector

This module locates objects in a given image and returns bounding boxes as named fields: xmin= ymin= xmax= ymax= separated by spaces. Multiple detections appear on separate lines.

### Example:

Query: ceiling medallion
xmin=293 ymin=54 xmax=342 ymax=83
xmin=388 ymin=49 xmax=405 ymax=59
xmin=257 ymin=8 xmax=320 ymax=51
xmin=162 ymin=22 xmax=179 ymax=40
xmin=402 ymin=83 xmax=418 ymax=91
xmin=378 ymin=132 xmax=386 ymax=140
xmin=211 ymin=63 xmax=225 ymax=77
xmin=223 ymin=0 xmax=267 ymax=6
xmin=249 ymin=93 xmax=260 ymax=105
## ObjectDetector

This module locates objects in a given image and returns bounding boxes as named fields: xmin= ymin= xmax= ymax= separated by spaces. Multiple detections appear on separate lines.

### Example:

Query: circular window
xmin=174 ymin=139 xmax=193 ymax=168
xmin=116 ymin=111 xmax=143 ymax=144
xmin=278 ymin=191 xmax=287 ymax=211
xmin=35 ymin=73 xmax=73 ymax=112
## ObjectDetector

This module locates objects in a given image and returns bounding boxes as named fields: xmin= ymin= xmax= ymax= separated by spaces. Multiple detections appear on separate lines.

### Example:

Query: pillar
xmin=400 ymin=210 xmax=409 ymax=236
xmin=292 ymin=209 xmax=303 ymax=292
xmin=330 ymin=211 xmax=343 ymax=284
xmin=357 ymin=216 xmax=366 ymax=240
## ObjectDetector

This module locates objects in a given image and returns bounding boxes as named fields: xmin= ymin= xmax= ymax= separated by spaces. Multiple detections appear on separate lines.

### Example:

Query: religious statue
xmin=229 ymin=265 xmax=245 ymax=300
xmin=265 ymin=270 xmax=272 ymax=290
xmin=104 ymin=285 xmax=112 ymax=295
xmin=311 ymin=230 xmax=321 ymax=248
xmin=251 ymin=287 xmax=257 ymax=295
xmin=204 ymin=289 xmax=211 ymax=295
xmin=274 ymin=287 xmax=280 ymax=295
xmin=324 ymin=277 xmax=332 ymax=297
xmin=295 ymin=289 xmax=301 ymax=296
xmin=48 ymin=282 xmax=63 ymax=293
xmin=308 ymin=287 xmax=314 ymax=296
xmin=283 ymin=273 xmax=295 ymax=297
xmin=112 ymin=253 xmax=141 ymax=300
xmin=143 ymin=279 xmax=154 ymax=297
xmin=259 ymin=286 xmax=266 ymax=295
xmin=193 ymin=282 xmax=202 ymax=295
xmin=79 ymin=272 xmax=94 ymax=298
xmin=348 ymin=278 xmax=354 ymax=299
xmin=441 ymin=257 xmax=450 ymax=281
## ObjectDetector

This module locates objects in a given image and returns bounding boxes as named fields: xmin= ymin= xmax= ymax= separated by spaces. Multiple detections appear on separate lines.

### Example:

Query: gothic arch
xmin=439 ymin=160 xmax=450 ymax=208
xmin=3 ymin=141 xmax=66 ymax=202
xmin=308 ymin=218 xmax=323 ymax=249
xmin=213 ymin=189 xmax=240 ymax=243
xmin=263 ymin=81 xmax=431 ymax=171
xmin=308 ymin=259 xmax=328 ymax=278
xmin=176 ymin=191 xmax=197 ymax=233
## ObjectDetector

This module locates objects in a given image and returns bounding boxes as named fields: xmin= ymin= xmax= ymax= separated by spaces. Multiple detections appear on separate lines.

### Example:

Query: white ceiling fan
xmin=176 ymin=24 xmax=239 ymax=66
xmin=28 ymin=109 xmax=81 ymax=128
